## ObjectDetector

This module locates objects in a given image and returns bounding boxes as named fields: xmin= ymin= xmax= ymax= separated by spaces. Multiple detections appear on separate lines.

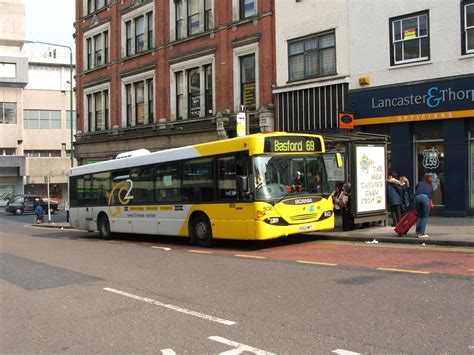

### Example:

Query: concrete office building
xmin=0 ymin=0 xmax=76 ymax=207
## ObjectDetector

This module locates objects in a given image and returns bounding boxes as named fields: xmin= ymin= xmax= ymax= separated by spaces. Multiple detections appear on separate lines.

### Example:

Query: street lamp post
xmin=25 ymin=40 xmax=74 ymax=167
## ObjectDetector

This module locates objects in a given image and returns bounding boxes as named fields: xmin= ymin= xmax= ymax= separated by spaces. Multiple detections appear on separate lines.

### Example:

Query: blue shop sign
xmin=349 ymin=75 xmax=474 ymax=125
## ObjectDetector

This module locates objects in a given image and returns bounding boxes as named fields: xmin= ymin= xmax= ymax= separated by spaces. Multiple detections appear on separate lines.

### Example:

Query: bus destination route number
xmin=264 ymin=136 xmax=322 ymax=153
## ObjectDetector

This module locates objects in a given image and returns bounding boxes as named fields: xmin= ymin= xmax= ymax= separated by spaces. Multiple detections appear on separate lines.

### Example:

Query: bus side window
xmin=217 ymin=156 xmax=237 ymax=200
xmin=155 ymin=163 xmax=181 ymax=203
xmin=183 ymin=158 xmax=214 ymax=202
xmin=130 ymin=166 xmax=154 ymax=204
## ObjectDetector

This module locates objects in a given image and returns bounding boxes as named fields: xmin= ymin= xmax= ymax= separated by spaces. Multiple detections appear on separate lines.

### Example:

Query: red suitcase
xmin=394 ymin=210 xmax=418 ymax=237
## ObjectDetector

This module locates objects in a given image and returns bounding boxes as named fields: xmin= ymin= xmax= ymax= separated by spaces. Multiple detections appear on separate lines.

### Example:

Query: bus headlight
xmin=268 ymin=217 xmax=280 ymax=224
xmin=263 ymin=217 xmax=289 ymax=225
xmin=318 ymin=210 xmax=333 ymax=221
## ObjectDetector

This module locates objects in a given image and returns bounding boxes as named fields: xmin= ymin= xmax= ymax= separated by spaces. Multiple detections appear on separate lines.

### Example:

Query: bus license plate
xmin=298 ymin=225 xmax=313 ymax=232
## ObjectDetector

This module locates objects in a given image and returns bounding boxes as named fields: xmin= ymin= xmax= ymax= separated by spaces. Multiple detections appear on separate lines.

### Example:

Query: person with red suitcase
xmin=413 ymin=175 xmax=434 ymax=238
xmin=394 ymin=209 xmax=417 ymax=237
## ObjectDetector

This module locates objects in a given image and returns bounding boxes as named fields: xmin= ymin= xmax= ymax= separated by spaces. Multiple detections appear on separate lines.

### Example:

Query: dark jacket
xmin=387 ymin=181 xmax=402 ymax=206
xmin=415 ymin=181 xmax=433 ymax=198
xmin=400 ymin=184 xmax=410 ymax=209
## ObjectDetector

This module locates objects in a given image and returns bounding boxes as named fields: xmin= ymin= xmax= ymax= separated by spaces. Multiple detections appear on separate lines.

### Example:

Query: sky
xmin=22 ymin=0 xmax=75 ymax=50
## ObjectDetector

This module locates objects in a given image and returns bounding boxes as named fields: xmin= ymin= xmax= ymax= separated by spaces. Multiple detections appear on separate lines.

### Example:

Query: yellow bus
xmin=69 ymin=132 xmax=335 ymax=246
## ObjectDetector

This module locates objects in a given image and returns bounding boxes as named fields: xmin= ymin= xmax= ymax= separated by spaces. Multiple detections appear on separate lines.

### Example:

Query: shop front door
xmin=416 ymin=142 xmax=444 ymax=206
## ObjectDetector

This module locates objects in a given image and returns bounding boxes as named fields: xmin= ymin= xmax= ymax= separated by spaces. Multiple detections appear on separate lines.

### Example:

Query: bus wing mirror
xmin=237 ymin=175 xmax=249 ymax=192
xmin=336 ymin=152 xmax=343 ymax=168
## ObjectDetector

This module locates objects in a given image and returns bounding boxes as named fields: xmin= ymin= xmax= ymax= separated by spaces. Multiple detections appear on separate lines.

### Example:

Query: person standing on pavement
xmin=335 ymin=183 xmax=354 ymax=231
xmin=34 ymin=202 xmax=44 ymax=224
xmin=387 ymin=170 xmax=403 ymax=226
xmin=399 ymin=176 xmax=410 ymax=214
xmin=414 ymin=174 xmax=433 ymax=238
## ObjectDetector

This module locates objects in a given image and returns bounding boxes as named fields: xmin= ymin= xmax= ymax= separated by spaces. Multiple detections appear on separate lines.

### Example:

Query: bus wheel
xmin=98 ymin=214 xmax=112 ymax=239
xmin=191 ymin=214 xmax=213 ymax=247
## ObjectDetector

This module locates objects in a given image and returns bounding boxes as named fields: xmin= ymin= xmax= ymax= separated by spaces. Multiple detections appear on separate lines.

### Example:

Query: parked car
xmin=5 ymin=195 xmax=58 ymax=215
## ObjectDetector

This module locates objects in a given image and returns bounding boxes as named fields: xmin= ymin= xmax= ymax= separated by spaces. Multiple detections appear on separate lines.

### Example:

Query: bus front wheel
xmin=98 ymin=214 xmax=112 ymax=239
xmin=191 ymin=214 xmax=213 ymax=247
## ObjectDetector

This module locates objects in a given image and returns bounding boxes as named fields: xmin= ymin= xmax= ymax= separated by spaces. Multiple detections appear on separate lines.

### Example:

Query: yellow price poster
xmin=404 ymin=28 xmax=416 ymax=40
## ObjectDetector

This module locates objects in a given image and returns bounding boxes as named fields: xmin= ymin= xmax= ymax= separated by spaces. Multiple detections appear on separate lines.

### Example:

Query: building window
xmin=188 ymin=0 xmax=200 ymax=35
xmin=135 ymin=16 xmax=145 ymax=53
xmin=240 ymin=0 xmax=256 ymax=19
xmin=85 ymin=0 xmax=109 ymax=15
xmin=174 ymin=0 xmax=213 ymax=40
xmin=24 ymin=150 xmax=61 ymax=158
xmin=85 ymin=89 xmax=109 ymax=132
xmin=0 ymin=102 xmax=16 ymax=124
xmin=85 ymin=28 xmax=109 ymax=70
xmin=126 ymin=22 xmax=132 ymax=56
xmin=126 ymin=84 xmax=132 ymax=126
xmin=24 ymin=110 xmax=61 ymax=129
xmin=240 ymin=54 xmax=256 ymax=110
xmin=147 ymin=12 xmax=154 ymax=49
xmin=66 ymin=110 xmax=76 ymax=130
xmin=176 ymin=0 xmax=185 ymax=40
xmin=94 ymin=92 xmax=103 ymax=130
xmin=173 ymin=63 xmax=214 ymax=120
xmin=462 ymin=1 xmax=474 ymax=54
xmin=122 ymin=76 xmax=154 ymax=127
xmin=204 ymin=64 xmax=213 ymax=116
xmin=147 ymin=78 xmax=154 ymax=124
xmin=390 ymin=11 xmax=430 ymax=65
xmin=288 ymin=31 xmax=336 ymax=81
xmin=135 ymin=81 xmax=145 ymax=125
xmin=205 ymin=0 xmax=212 ymax=30
xmin=123 ymin=8 xmax=154 ymax=57
xmin=176 ymin=72 xmax=184 ymax=120
xmin=188 ymin=68 xmax=200 ymax=118
xmin=87 ymin=95 xmax=92 ymax=131
xmin=0 ymin=148 xmax=15 ymax=155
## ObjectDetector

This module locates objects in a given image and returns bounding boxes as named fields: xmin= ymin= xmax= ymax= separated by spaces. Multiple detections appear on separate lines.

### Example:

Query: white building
xmin=347 ymin=0 xmax=474 ymax=216
xmin=272 ymin=0 xmax=473 ymax=215
xmin=0 ymin=0 xmax=76 ymax=207
xmin=273 ymin=0 xmax=350 ymax=133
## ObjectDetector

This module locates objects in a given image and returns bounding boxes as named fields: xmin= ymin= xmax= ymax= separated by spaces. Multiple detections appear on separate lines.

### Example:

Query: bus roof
xmin=70 ymin=132 xmax=324 ymax=177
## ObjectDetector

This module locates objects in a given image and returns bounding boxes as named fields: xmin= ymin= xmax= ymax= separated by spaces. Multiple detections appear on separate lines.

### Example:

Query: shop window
xmin=390 ymin=11 xmax=429 ymax=65
xmin=470 ymin=132 xmax=474 ymax=208
xmin=415 ymin=141 xmax=444 ymax=206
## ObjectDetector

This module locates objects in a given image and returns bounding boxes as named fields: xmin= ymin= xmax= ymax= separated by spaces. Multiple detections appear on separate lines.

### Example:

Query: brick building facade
xmin=74 ymin=0 xmax=276 ymax=164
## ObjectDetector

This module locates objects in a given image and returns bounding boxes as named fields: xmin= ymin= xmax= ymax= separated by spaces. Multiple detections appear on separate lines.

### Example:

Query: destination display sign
xmin=264 ymin=136 xmax=322 ymax=153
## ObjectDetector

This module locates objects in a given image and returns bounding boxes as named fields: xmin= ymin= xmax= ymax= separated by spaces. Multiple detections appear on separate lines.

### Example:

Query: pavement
xmin=31 ymin=215 xmax=474 ymax=248
xmin=312 ymin=215 xmax=474 ymax=247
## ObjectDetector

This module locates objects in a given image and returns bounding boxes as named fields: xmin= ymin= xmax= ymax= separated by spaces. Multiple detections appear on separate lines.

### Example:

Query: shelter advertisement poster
xmin=355 ymin=145 xmax=386 ymax=213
